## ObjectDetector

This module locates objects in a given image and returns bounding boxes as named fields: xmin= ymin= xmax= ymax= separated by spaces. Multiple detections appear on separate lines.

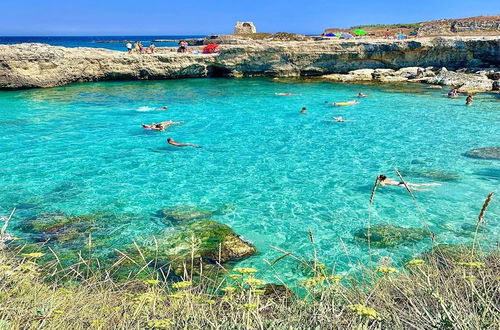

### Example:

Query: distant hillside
xmin=324 ymin=15 xmax=500 ymax=37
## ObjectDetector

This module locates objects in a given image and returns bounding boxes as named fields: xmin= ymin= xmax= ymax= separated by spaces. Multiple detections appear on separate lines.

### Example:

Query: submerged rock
xmin=156 ymin=203 xmax=235 ymax=223
xmin=115 ymin=220 xmax=256 ymax=278
xmin=21 ymin=212 xmax=99 ymax=242
xmin=353 ymin=224 xmax=429 ymax=248
xmin=400 ymin=169 xmax=460 ymax=181
xmin=156 ymin=206 xmax=214 ymax=223
xmin=464 ymin=147 xmax=500 ymax=160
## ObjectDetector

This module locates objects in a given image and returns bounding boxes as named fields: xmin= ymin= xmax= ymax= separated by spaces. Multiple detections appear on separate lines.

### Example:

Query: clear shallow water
xmin=0 ymin=79 xmax=498 ymax=283
xmin=0 ymin=36 xmax=203 ymax=51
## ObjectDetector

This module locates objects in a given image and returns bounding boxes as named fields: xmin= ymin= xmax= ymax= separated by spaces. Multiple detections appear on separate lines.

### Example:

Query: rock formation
xmin=234 ymin=21 xmax=257 ymax=34
xmin=0 ymin=36 xmax=499 ymax=91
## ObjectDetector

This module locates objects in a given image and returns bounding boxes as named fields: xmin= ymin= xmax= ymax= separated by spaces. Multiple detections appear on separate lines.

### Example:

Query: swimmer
xmin=159 ymin=106 xmax=168 ymax=111
xmin=377 ymin=174 xmax=441 ymax=191
xmin=448 ymin=88 xmax=459 ymax=98
xmin=167 ymin=138 xmax=201 ymax=148
xmin=142 ymin=123 xmax=164 ymax=131
xmin=275 ymin=93 xmax=301 ymax=96
xmin=466 ymin=95 xmax=473 ymax=106
xmin=357 ymin=93 xmax=366 ymax=98
xmin=300 ymin=107 xmax=307 ymax=114
xmin=332 ymin=116 xmax=356 ymax=122
xmin=158 ymin=120 xmax=184 ymax=128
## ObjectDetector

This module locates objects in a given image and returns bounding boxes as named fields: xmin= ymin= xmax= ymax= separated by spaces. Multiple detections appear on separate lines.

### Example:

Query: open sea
xmin=0 ymin=36 xmax=204 ymax=51
xmin=0 ymin=78 xmax=498 ymax=284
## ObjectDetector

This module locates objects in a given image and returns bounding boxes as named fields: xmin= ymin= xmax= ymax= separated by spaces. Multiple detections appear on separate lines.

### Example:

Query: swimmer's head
xmin=162 ymin=106 xmax=168 ymax=110
xmin=378 ymin=175 xmax=387 ymax=181
xmin=167 ymin=138 xmax=173 ymax=142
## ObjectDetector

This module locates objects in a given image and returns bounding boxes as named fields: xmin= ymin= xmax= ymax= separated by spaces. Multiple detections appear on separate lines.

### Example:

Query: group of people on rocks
xmin=126 ymin=41 xmax=156 ymax=54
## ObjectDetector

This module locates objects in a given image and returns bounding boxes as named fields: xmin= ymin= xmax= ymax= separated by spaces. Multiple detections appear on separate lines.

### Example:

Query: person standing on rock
xmin=126 ymin=42 xmax=132 ymax=53
xmin=466 ymin=95 xmax=474 ymax=106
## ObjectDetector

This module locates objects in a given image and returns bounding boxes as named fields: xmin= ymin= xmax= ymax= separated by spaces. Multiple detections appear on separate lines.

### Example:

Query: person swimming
xmin=466 ymin=95 xmax=473 ymax=106
xmin=158 ymin=106 xmax=168 ymax=111
xmin=275 ymin=93 xmax=301 ymax=96
xmin=357 ymin=93 xmax=366 ymax=98
xmin=332 ymin=116 xmax=356 ymax=122
xmin=377 ymin=174 xmax=441 ymax=190
xmin=300 ymin=107 xmax=307 ymax=114
xmin=448 ymin=88 xmax=459 ymax=98
xmin=167 ymin=138 xmax=201 ymax=148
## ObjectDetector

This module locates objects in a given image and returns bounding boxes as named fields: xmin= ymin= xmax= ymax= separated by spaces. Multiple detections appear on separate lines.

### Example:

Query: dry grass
xmin=0 ymin=242 xmax=498 ymax=329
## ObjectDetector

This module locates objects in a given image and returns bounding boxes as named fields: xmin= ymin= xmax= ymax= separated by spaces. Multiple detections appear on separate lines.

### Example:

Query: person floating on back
xmin=167 ymin=138 xmax=201 ymax=148
xmin=333 ymin=100 xmax=359 ymax=106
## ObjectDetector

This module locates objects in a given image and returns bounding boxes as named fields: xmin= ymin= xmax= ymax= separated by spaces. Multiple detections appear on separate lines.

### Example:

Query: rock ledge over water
xmin=0 ymin=36 xmax=499 ymax=90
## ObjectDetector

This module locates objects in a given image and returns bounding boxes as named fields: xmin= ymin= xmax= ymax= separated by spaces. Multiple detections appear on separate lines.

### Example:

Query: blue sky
xmin=2 ymin=0 xmax=499 ymax=35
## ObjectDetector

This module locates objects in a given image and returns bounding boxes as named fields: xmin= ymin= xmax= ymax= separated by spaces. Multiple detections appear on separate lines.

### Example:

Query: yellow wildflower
xmin=58 ymin=288 xmax=73 ymax=295
xmin=243 ymin=277 xmax=266 ymax=288
xmin=222 ymin=286 xmax=236 ymax=293
xmin=348 ymin=304 xmax=381 ymax=320
xmin=20 ymin=252 xmax=44 ymax=258
xmin=234 ymin=267 xmax=258 ymax=274
xmin=0 ymin=265 xmax=12 ymax=271
xmin=406 ymin=259 xmax=425 ymax=266
xmin=251 ymin=289 xmax=265 ymax=295
xmin=457 ymin=262 xmax=485 ymax=269
xmin=241 ymin=303 xmax=258 ymax=310
xmin=172 ymin=281 xmax=191 ymax=289
xmin=147 ymin=319 xmax=173 ymax=329
xmin=167 ymin=293 xmax=185 ymax=300
xmin=143 ymin=279 xmax=161 ymax=286
xmin=228 ymin=274 xmax=242 ymax=280
xmin=53 ymin=310 xmax=64 ymax=315
xmin=376 ymin=266 xmax=399 ymax=275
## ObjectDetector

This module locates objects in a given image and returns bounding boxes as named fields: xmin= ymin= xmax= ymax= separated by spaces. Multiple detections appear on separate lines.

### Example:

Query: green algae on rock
xmin=463 ymin=147 xmax=500 ymax=160
xmin=353 ymin=224 xmax=429 ymax=248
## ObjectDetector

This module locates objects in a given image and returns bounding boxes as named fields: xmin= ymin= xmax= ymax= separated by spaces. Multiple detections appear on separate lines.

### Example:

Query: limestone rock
xmin=427 ymin=70 xmax=494 ymax=93
xmin=1 ymin=36 xmax=499 ymax=90
xmin=353 ymin=224 xmax=429 ymax=248
xmin=234 ymin=22 xmax=256 ymax=35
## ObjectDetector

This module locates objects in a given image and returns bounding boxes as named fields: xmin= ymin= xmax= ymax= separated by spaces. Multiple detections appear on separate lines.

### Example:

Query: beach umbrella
xmin=340 ymin=33 xmax=353 ymax=39
xmin=353 ymin=29 xmax=367 ymax=36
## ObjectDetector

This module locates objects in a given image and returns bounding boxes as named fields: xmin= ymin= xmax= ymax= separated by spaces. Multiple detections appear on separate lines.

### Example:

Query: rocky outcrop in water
xmin=1 ymin=36 xmax=499 ymax=90
xmin=463 ymin=148 xmax=500 ymax=160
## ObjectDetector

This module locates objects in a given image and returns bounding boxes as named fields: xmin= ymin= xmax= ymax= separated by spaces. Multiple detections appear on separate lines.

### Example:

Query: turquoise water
xmin=0 ymin=78 xmax=498 ymax=282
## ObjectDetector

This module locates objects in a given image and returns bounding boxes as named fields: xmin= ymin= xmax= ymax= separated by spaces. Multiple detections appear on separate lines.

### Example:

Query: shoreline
xmin=1 ymin=36 xmax=499 ymax=91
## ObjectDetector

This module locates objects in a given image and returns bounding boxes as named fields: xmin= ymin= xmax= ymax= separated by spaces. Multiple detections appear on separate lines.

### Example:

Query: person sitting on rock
xmin=415 ymin=68 xmax=424 ymax=78
xmin=148 ymin=43 xmax=156 ymax=54
xmin=167 ymin=138 xmax=201 ymax=148
xmin=466 ymin=95 xmax=474 ymax=106
xmin=177 ymin=41 xmax=188 ymax=53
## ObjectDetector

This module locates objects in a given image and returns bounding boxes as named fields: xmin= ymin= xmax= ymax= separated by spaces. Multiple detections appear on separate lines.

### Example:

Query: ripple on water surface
xmin=0 ymin=78 xmax=498 ymax=283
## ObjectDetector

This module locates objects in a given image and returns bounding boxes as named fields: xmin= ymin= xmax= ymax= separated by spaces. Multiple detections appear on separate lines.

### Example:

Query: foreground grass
xmin=0 ymin=247 xmax=498 ymax=330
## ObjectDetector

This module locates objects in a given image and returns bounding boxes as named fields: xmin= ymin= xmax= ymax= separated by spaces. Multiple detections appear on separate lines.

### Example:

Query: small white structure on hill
xmin=234 ymin=22 xmax=257 ymax=34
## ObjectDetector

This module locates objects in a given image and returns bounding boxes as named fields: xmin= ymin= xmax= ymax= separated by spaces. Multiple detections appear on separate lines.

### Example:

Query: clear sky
xmin=2 ymin=0 xmax=499 ymax=36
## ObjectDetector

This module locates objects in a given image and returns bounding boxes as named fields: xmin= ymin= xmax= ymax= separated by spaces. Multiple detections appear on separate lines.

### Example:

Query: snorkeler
xmin=466 ymin=95 xmax=473 ymax=106
xmin=377 ymin=174 xmax=441 ymax=190
xmin=300 ymin=107 xmax=307 ymax=114
xmin=167 ymin=138 xmax=201 ymax=148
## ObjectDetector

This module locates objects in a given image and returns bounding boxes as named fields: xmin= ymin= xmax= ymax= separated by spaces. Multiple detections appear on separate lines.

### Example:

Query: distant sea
xmin=0 ymin=35 xmax=205 ymax=51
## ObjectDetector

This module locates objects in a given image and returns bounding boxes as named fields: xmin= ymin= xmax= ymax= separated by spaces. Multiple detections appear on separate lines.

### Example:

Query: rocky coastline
xmin=0 ymin=36 xmax=499 ymax=91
